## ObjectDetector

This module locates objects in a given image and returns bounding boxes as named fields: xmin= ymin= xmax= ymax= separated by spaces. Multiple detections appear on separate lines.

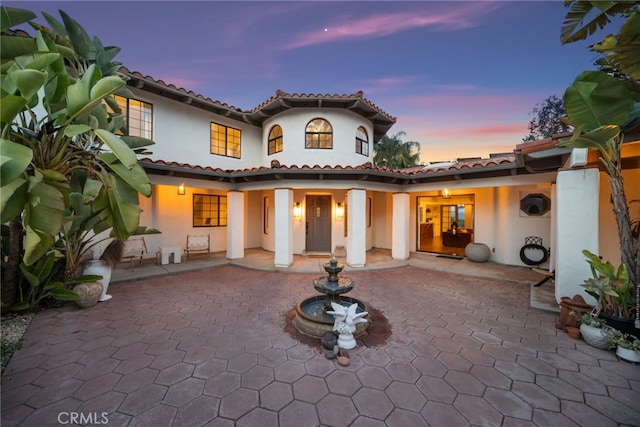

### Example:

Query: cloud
xmin=282 ymin=2 xmax=501 ymax=50
xmin=395 ymin=113 xmax=529 ymax=162
xmin=402 ymin=93 xmax=525 ymax=109
xmin=423 ymin=123 xmax=527 ymax=139
xmin=361 ymin=76 xmax=423 ymax=94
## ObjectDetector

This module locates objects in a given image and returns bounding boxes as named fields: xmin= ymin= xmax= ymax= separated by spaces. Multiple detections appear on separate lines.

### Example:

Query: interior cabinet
xmin=420 ymin=223 xmax=434 ymax=239
xmin=442 ymin=231 xmax=472 ymax=248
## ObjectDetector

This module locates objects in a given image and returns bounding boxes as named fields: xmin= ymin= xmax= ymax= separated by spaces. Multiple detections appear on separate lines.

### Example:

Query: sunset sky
xmin=6 ymin=1 xmax=609 ymax=163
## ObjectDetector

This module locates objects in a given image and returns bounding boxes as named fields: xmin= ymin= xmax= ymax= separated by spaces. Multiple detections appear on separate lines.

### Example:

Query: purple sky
xmin=7 ymin=1 xmax=606 ymax=162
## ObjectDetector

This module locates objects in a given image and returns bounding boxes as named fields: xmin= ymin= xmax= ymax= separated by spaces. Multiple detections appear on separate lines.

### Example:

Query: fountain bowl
xmin=294 ymin=295 xmax=369 ymax=337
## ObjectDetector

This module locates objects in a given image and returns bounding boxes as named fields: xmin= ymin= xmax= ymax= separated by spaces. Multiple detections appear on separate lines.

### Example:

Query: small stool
xmin=160 ymin=246 xmax=182 ymax=264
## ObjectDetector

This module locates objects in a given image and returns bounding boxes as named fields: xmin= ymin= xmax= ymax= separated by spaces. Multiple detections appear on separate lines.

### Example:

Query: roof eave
xmin=142 ymin=159 xmax=526 ymax=185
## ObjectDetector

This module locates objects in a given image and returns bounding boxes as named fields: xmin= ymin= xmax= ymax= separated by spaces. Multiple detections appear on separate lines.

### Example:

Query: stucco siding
xmin=598 ymin=168 xmax=640 ymax=265
xmin=129 ymin=89 xmax=263 ymax=169
xmin=245 ymin=191 xmax=262 ymax=249
xmin=263 ymin=109 xmax=374 ymax=167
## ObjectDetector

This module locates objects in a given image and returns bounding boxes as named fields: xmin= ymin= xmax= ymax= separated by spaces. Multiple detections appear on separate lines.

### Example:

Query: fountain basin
xmin=294 ymin=295 xmax=369 ymax=337
xmin=313 ymin=276 xmax=354 ymax=295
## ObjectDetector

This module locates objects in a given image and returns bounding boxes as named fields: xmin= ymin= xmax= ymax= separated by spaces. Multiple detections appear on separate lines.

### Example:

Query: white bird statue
xmin=327 ymin=302 xmax=368 ymax=349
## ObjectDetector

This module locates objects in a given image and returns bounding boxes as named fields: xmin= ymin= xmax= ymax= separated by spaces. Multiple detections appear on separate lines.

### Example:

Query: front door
xmin=306 ymin=195 xmax=332 ymax=252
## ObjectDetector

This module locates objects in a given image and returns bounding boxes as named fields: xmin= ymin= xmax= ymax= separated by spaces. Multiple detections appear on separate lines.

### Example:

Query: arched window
xmin=268 ymin=125 xmax=283 ymax=154
xmin=355 ymin=126 xmax=369 ymax=156
xmin=305 ymin=118 xmax=333 ymax=149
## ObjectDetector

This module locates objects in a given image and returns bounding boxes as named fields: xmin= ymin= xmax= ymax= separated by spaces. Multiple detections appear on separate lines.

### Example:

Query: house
xmin=119 ymin=67 xmax=640 ymax=305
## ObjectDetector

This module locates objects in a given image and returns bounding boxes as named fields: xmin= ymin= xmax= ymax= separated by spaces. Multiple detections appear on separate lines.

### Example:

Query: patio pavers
xmin=2 ymin=264 xmax=640 ymax=427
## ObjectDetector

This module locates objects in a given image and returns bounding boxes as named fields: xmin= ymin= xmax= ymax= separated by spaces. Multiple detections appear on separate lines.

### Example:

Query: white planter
xmin=465 ymin=243 xmax=491 ymax=263
xmin=616 ymin=346 xmax=640 ymax=363
xmin=579 ymin=324 xmax=610 ymax=349
xmin=83 ymin=260 xmax=113 ymax=302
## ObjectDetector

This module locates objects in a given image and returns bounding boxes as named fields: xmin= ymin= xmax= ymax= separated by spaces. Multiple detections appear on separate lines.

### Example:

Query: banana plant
xmin=559 ymin=1 xmax=640 ymax=328
xmin=1 ymin=7 xmax=154 ymax=286
xmin=10 ymin=252 xmax=96 ymax=313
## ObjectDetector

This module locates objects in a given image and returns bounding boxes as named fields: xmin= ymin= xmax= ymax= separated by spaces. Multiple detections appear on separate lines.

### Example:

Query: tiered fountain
xmin=293 ymin=257 xmax=369 ymax=337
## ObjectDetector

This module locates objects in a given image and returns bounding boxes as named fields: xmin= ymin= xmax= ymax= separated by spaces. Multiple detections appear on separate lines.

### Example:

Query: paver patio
xmin=2 ymin=263 xmax=639 ymax=426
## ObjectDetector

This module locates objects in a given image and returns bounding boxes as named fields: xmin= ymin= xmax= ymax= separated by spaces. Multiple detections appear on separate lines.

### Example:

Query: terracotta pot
xmin=556 ymin=295 xmax=593 ymax=331
xmin=566 ymin=325 xmax=581 ymax=339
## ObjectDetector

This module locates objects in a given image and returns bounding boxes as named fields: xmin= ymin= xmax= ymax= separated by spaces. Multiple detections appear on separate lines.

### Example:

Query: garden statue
xmin=327 ymin=302 xmax=369 ymax=350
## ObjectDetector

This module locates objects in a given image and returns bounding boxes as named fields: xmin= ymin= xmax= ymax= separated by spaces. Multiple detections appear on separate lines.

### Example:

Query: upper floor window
xmin=268 ymin=125 xmax=283 ymax=155
xmin=356 ymin=126 xmax=369 ymax=156
xmin=193 ymin=194 xmax=227 ymax=227
xmin=112 ymin=95 xmax=153 ymax=139
xmin=305 ymin=118 xmax=333 ymax=149
xmin=211 ymin=123 xmax=241 ymax=158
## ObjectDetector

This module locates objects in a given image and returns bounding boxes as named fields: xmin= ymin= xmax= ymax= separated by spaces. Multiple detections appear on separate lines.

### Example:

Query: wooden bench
xmin=120 ymin=236 xmax=159 ymax=270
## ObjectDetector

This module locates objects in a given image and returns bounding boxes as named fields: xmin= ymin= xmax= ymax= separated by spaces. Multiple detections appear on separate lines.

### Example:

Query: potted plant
xmin=81 ymin=238 xmax=124 ymax=302
xmin=571 ymin=311 xmax=611 ymax=349
xmin=580 ymin=250 xmax=637 ymax=337
xmin=607 ymin=329 xmax=640 ymax=363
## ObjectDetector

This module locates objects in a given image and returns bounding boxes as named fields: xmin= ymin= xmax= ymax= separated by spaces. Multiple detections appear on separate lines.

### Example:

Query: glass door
xmin=417 ymin=195 xmax=475 ymax=256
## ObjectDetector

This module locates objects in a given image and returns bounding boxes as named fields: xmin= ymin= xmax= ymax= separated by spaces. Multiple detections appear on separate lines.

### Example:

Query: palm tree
xmin=373 ymin=131 xmax=421 ymax=169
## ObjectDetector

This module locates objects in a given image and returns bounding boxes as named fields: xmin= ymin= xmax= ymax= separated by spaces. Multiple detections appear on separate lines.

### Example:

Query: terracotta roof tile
xmin=121 ymin=66 xmax=245 ymax=112
xmin=141 ymin=154 xmax=518 ymax=181
xmin=251 ymin=90 xmax=396 ymax=122
xmin=122 ymin=67 xmax=396 ymax=125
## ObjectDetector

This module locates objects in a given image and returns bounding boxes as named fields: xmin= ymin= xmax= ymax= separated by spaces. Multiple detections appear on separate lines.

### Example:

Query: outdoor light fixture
xmin=293 ymin=202 xmax=302 ymax=219
xmin=178 ymin=183 xmax=185 ymax=195
xmin=442 ymin=189 xmax=451 ymax=199
xmin=335 ymin=202 xmax=344 ymax=220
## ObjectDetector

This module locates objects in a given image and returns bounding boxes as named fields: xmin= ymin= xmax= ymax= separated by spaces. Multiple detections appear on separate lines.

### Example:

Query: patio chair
xmin=185 ymin=234 xmax=210 ymax=260
xmin=120 ymin=236 xmax=159 ymax=271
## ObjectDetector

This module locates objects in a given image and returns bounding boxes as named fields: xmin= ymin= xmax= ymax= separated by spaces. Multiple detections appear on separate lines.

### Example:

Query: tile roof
xmin=140 ymin=152 xmax=522 ymax=185
xmin=121 ymin=66 xmax=245 ymax=111
xmin=121 ymin=68 xmax=396 ymax=141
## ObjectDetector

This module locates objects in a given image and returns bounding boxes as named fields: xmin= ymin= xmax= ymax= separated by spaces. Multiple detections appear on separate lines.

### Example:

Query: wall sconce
xmin=293 ymin=202 xmax=302 ymax=219
xmin=335 ymin=202 xmax=344 ymax=220
xmin=441 ymin=189 xmax=451 ymax=199
xmin=178 ymin=183 xmax=185 ymax=195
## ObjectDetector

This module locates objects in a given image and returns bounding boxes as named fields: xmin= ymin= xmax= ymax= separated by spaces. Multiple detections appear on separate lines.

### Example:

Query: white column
xmin=226 ymin=190 xmax=244 ymax=259
xmin=555 ymin=168 xmax=599 ymax=303
xmin=392 ymin=192 xmax=410 ymax=260
xmin=274 ymin=188 xmax=293 ymax=267
xmin=346 ymin=189 xmax=367 ymax=267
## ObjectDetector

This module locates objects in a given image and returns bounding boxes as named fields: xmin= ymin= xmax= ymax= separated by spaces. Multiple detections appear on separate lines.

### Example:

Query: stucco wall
xmin=260 ymin=190 xmax=275 ymax=252
xmin=262 ymin=109 xmax=374 ymax=167
xmin=405 ymin=184 xmax=551 ymax=267
xmin=141 ymin=184 xmax=229 ymax=255
xmin=371 ymin=191 xmax=392 ymax=249
xmin=245 ymin=191 xmax=262 ymax=249
xmin=487 ymin=185 xmax=552 ymax=267
xmin=129 ymin=89 xmax=263 ymax=169
xmin=598 ymin=168 xmax=640 ymax=265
